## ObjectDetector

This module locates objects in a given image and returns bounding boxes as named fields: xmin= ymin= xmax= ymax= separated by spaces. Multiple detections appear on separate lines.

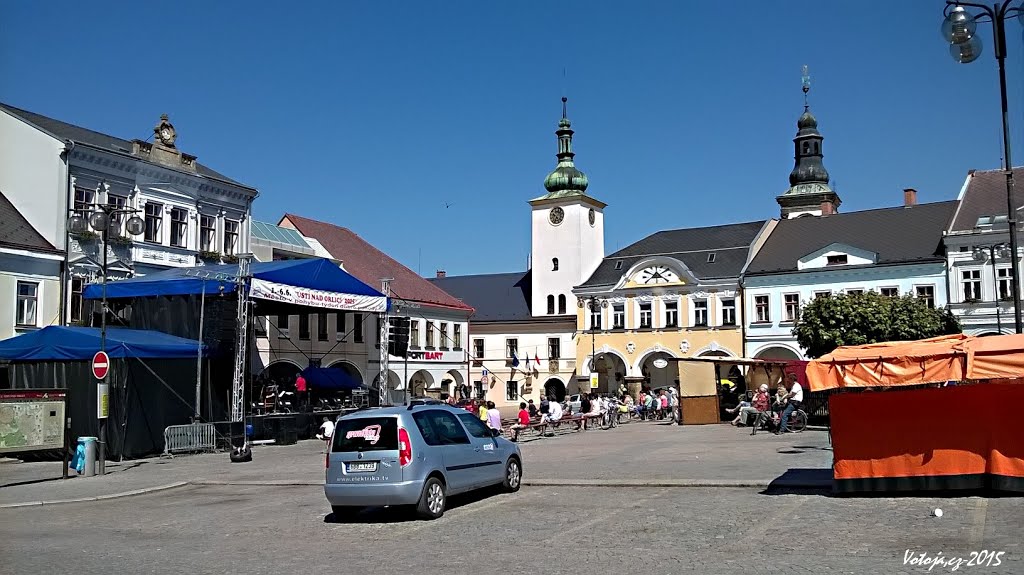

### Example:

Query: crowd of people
xmin=725 ymin=372 xmax=804 ymax=434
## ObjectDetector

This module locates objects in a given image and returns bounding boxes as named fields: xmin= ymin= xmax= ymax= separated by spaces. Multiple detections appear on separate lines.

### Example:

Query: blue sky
xmin=3 ymin=1 xmax=1023 ymax=276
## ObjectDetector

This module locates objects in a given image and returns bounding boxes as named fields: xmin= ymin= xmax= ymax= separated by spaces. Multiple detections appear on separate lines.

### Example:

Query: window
xmin=411 ymin=410 xmax=469 ymax=446
xmin=558 ymin=294 xmax=566 ymax=314
xmin=453 ymin=324 xmax=462 ymax=350
xmin=277 ymin=314 xmax=290 ymax=336
xmin=915 ymin=285 xmax=935 ymax=308
xmin=317 ymin=312 xmax=328 ymax=341
xmin=815 ymin=291 xmax=831 ymax=299
xmin=299 ymin=314 xmax=310 ymax=340
xmin=826 ymin=254 xmax=848 ymax=266
xmin=353 ymin=313 xmax=363 ymax=343
xmin=70 ymin=277 xmax=84 ymax=323
xmin=846 ymin=289 xmax=864 ymax=296
xmin=254 ymin=317 xmax=268 ymax=337
xmin=331 ymin=417 xmax=398 ymax=452
xmin=15 ymin=281 xmax=38 ymax=327
xmin=639 ymin=302 xmax=652 ymax=329
xmin=506 ymin=380 xmax=518 ymax=401
xmin=962 ymin=269 xmax=982 ymax=301
xmin=721 ymin=298 xmax=736 ymax=326
xmin=409 ymin=319 xmax=419 ymax=347
xmin=170 ymin=208 xmax=188 ymax=247
xmin=199 ymin=215 xmax=216 ymax=251
xmin=74 ymin=187 xmax=94 ymax=214
xmin=664 ymin=301 xmax=679 ymax=328
xmin=425 ymin=321 xmax=435 ymax=348
xmin=439 ymin=322 xmax=449 ymax=349
xmin=590 ymin=307 xmax=602 ymax=330
xmin=506 ymin=338 xmax=518 ymax=358
xmin=998 ymin=268 xmax=1013 ymax=300
xmin=783 ymin=293 xmax=800 ymax=322
xmin=548 ymin=337 xmax=560 ymax=360
xmin=472 ymin=338 xmax=484 ymax=366
xmin=614 ymin=261 xmax=623 ymax=270
xmin=693 ymin=299 xmax=708 ymax=327
xmin=959 ymin=246 xmax=970 ymax=253
xmin=552 ymin=258 xmax=559 ymax=271
xmin=144 ymin=203 xmax=163 ymax=243
xmin=612 ymin=304 xmax=625 ymax=329
xmin=223 ymin=220 xmax=239 ymax=256
xmin=474 ymin=380 xmax=485 ymax=399
xmin=107 ymin=195 xmax=127 ymax=231
xmin=707 ymin=253 xmax=716 ymax=263
xmin=456 ymin=413 xmax=493 ymax=439
xmin=754 ymin=295 xmax=770 ymax=323
xmin=880 ymin=287 xmax=900 ymax=297
xmin=547 ymin=295 xmax=555 ymax=315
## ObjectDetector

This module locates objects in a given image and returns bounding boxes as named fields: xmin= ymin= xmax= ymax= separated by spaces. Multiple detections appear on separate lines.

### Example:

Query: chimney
xmin=903 ymin=188 xmax=918 ymax=207
xmin=435 ymin=270 xmax=446 ymax=278
xmin=820 ymin=201 xmax=835 ymax=216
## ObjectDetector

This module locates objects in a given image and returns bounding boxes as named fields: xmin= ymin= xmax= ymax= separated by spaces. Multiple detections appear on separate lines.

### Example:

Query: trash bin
xmin=78 ymin=436 xmax=98 ymax=477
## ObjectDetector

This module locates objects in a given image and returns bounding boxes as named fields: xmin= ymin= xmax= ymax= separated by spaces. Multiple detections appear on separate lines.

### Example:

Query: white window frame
xmin=879 ymin=286 xmax=900 ymax=297
xmin=453 ymin=324 xmax=462 ymax=350
xmin=425 ymin=321 xmax=435 ymax=348
xmin=199 ymin=214 xmax=217 ymax=252
xmin=692 ymin=298 xmax=708 ymax=327
xmin=638 ymin=301 xmax=653 ymax=329
xmin=144 ymin=202 xmax=163 ymax=243
xmin=720 ymin=297 xmax=736 ymax=326
xmin=15 ymin=280 xmax=40 ymax=327
xmin=915 ymin=284 xmax=936 ymax=308
xmin=438 ymin=322 xmax=449 ymax=350
xmin=170 ymin=207 xmax=189 ymax=248
xmin=845 ymin=288 xmax=865 ymax=296
xmin=612 ymin=303 xmax=625 ymax=329
xmin=997 ymin=267 xmax=1013 ymax=300
xmin=223 ymin=219 xmax=239 ymax=256
xmin=753 ymin=294 xmax=770 ymax=323
xmin=505 ymin=338 xmax=518 ymax=359
xmin=961 ymin=268 xmax=982 ymax=301
xmin=782 ymin=293 xmax=800 ymax=322
xmin=548 ymin=337 xmax=561 ymax=360
xmin=409 ymin=319 xmax=420 ymax=348
xmin=472 ymin=338 xmax=484 ymax=365
xmin=664 ymin=300 xmax=679 ymax=329
xmin=814 ymin=291 xmax=831 ymax=299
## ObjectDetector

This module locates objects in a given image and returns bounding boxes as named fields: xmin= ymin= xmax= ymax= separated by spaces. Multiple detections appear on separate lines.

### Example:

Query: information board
xmin=0 ymin=390 xmax=67 ymax=454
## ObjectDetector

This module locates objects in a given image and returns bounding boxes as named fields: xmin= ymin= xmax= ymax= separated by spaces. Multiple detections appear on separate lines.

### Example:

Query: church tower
xmin=529 ymin=97 xmax=606 ymax=317
xmin=776 ymin=67 xmax=841 ymax=218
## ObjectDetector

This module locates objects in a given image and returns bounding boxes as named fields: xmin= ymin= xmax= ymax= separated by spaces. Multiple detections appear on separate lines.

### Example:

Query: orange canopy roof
xmin=962 ymin=333 xmax=1024 ymax=380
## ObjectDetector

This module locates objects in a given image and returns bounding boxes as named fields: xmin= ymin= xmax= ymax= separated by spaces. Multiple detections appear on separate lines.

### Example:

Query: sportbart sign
xmin=250 ymin=278 xmax=387 ymax=313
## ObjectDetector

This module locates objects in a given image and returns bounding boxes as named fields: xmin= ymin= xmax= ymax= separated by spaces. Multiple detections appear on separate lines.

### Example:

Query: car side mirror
xmin=490 ymin=428 xmax=501 ymax=437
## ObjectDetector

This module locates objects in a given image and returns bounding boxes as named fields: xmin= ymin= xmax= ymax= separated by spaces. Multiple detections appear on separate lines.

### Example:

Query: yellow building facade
xmin=571 ymin=220 xmax=774 ymax=396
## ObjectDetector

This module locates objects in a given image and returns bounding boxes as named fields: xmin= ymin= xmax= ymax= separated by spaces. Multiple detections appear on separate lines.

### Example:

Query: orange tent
xmin=961 ymin=333 xmax=1024 ymax=380
xmin=805 ymin=334 xmax=969 ymax=391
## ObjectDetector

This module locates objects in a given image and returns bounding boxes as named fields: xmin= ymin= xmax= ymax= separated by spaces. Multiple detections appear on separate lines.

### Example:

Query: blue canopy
xmin=83 ymin=258 xmax=388 ymax=313
xmin=0 ymin=326 xmax=206 ymax=361
xmin=301 ymin=367 xmax=364 ymax=391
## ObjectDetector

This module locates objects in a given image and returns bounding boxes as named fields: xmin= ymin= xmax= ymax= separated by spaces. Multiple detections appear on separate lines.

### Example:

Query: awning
xmin=83 ymin=258 xmax=388 ymax=313
xmin=805 ymin=334 xmax=971 ymax=391
xmin=0 ymin=326 xmax=205 ymax=361
xmin=300 ymin=367 xmax=364 ymax=391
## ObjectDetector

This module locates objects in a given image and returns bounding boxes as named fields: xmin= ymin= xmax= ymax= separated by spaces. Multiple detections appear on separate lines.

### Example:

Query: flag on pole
xmin=511 ymin=352 xmax=520 ymax=369
xmin=534 ymin=352 xmax=541 ymax=366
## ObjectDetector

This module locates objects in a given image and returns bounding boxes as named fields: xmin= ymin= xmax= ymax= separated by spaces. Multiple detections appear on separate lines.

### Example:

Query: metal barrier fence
xmin=163 ymin=423 xmax=217 ymax=455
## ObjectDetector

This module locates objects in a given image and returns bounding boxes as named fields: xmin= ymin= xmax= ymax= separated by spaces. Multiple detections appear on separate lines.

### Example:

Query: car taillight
xmin=398 ymin=427 xmax=412 ymax=467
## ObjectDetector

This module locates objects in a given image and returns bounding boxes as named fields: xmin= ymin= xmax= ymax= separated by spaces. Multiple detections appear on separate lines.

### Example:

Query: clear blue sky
xmin=3 ymin=1 xmax=1023 ymax=276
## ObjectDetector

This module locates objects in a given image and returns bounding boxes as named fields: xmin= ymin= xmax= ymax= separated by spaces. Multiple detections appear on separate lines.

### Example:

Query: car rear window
xmin=332 ymin=417 xmax=398 ymax=452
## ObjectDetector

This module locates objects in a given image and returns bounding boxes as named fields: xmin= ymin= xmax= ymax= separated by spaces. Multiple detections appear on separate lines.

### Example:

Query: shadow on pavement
xmin=323 ymin=485 xmax=509 ymax=524
xmin=761 ymin=468 xmax=834 ymax=496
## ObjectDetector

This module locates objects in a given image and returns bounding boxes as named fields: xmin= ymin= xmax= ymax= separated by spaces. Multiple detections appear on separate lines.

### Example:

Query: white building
xmin=943 ymin=167 xmax=1024 ymax=335
xmin=0 ymin=103 xmax=258 ymax=327
xmin=429 ymin=97 xmax=604 ymax=408
xmin=279 ymin=214 xmax=473 ymax=403
xmin=0 ymin=192 xmax=64 ymax=340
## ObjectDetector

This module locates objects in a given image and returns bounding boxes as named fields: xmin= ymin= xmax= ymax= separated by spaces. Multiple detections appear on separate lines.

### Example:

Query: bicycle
xmin=750 ymin=407 xmax=807 ymax=435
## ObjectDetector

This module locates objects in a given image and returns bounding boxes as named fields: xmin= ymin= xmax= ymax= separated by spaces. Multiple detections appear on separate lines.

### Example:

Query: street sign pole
xmin=92 ymin=350 xmax=110 ymax=475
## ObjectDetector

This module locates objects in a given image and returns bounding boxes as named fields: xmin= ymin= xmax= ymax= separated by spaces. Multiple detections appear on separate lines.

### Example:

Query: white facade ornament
xmin=654 ymin=343 xmax=663 ymax=352
xmin=710 ymin=341 xmax=719 ymax=352
xmin=626 ymin=341 xmax=636 ymax=354
xmin=601 ymin=344 xmax=610 ymax=353
xmin=717 ymin=290 xmax=736 ymax=298
xmin=691 ymin=291 xmax=711 ymax=299
xmin=680 ymin=340 xmax=691 ymax=353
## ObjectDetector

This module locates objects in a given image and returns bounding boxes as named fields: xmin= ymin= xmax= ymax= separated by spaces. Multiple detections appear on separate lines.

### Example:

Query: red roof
xmin=280 ymin=214 xmax=473 ymax=313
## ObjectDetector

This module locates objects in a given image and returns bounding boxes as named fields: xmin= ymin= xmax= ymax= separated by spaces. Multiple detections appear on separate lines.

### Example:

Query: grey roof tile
xmin=948 ymin=167 xmax=1022 ymax=233
xmin=745 ymin=201 xmax=958 ymax=275
xmin=579 ymin=220 xmax=767 ymax=288
xmin=428 ymin=271 xmax=534 ymax=322
xmin=0 ymin=103 xmax=252 ymax=189
xmin=0 ymin=190 xmax=60 ymax=253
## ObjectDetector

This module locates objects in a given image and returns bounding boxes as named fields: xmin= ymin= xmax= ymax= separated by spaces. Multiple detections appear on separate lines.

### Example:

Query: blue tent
xmin=0 ymin=326 xmax=205 ymax=361
xmin=83 ymin=258 xmax=388 ymax=313
xmin=300 ymin=367 xmax=365 ymax=390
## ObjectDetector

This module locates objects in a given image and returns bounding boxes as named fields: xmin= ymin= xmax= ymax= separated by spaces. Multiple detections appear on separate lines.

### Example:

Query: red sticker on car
xmin=346 ymin=424 xmax=382 ymax=445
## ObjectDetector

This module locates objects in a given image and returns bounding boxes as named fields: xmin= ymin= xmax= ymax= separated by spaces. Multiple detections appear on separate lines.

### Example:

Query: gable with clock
xmin=637 ymin=265 xmax=681 ymax=285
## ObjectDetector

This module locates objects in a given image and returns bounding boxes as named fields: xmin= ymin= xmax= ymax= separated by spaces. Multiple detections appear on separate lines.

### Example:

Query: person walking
xmin=315 ymin=416 xmax=335 ymax=452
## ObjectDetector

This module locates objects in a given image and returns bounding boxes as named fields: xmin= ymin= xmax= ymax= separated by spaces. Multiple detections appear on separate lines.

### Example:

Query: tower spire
xmin=801 ymin=64 xmax=811 ymax=109
xmin=542 ymin=97 xmax=589 ymax=197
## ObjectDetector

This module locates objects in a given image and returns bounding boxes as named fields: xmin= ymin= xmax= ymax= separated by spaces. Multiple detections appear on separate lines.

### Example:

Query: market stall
xmin=806 ymin=333 xmax=1024 ymax=493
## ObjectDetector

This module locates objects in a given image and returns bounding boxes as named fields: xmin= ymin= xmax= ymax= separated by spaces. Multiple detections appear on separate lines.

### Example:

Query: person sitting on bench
xmin=541 ymin=395 xmax=562 ymax=425
xmin=510 ymin=402 xmax=531 ymax=441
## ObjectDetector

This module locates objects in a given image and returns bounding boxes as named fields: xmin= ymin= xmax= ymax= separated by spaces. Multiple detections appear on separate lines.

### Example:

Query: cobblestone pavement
xmin=0 ymin=421 xmax=833 ymax=505
xmin=2 ymin=484 xmax=1020 ymax=575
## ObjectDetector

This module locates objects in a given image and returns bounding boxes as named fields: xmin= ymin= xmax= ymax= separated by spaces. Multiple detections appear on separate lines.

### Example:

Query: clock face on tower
xmin=638 ymin=265 xmax=679 ymax=285
xmin=549 ymin=207 xmax=564 ymax=225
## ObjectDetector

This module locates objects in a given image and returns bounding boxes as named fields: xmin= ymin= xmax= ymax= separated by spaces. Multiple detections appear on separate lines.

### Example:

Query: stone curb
xmin=193 ymin=479 xmax=323 ymax=487
xmin=0 ymin=481 xmax=190 ymax=509
xmin=523 ymin=478 xmax=833 ymax=489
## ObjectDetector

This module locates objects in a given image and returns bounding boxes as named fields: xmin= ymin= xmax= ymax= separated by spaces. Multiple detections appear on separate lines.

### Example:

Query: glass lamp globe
xmin=125 ymin=216 xmax=145 ymax=236
xmin=942 ymin=6 xmax=977 ymax=44
xmin=973 ymin=248 xmax=988 ymax=262
xmin=88 ymin=211 xmax=109 ymax=232
xmin=998 ymin=245 xmax=1013 ymax=259
xmin=68 ymin=214 xmax=88 ymax=234
xmin=951 ymin=34 xmax=983 ymax=64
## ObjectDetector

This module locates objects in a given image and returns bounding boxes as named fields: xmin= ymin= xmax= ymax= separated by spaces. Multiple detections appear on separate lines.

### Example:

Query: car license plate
xmin=346 ymin=461 xmax=377 ymax=473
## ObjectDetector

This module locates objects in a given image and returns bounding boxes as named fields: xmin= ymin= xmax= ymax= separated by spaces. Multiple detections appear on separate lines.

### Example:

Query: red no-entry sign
xmin=92 ymin=351 xmax=110 ymax=380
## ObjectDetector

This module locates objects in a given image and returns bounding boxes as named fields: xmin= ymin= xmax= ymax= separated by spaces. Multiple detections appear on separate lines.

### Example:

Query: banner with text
xmin=250 ymin=278 xmax=387 ymax=313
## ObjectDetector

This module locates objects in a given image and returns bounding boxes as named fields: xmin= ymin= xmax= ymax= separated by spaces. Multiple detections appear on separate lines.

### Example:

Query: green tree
xmin=792 ymin=291 xmax=961 ymax=359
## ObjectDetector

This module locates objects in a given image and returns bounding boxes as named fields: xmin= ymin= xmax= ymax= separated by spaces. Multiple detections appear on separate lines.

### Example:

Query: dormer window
xmin=826 ymin=254 xmax=848 ymax=266
xmin=614 ymin=261 xmax=623 ymax=270
xmin=707 ymin=253 xmax=716 ymax=263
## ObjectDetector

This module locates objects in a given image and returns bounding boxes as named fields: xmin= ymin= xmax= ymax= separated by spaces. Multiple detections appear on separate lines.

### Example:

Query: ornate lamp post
xmin=973 ymin=242 xmax=1013 ymax=333
xmin=578 ymin=296 xmax=608 ymax=391
xmin=67 ymin=194 xmax=145 ymax=474
xmin=942 ymin=1 xmax=1024 ymax=333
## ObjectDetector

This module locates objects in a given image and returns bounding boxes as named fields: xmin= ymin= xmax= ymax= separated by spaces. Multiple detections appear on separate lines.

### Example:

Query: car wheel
xmin=503 ymin=457 xmax=522 ymax=492
xmin=331 ymin=505 xmax=362 ymax=521
xmin=416 ymin=477 xmax=446 ymax=520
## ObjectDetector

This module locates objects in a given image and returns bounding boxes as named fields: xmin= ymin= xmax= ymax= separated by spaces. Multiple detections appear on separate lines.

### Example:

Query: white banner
xmin=250 ymin=278 xmax=387 ymax=312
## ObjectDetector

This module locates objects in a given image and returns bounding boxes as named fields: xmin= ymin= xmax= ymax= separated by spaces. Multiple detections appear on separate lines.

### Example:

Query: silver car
xmin=324 ymin=402 xmax=524 ymax=520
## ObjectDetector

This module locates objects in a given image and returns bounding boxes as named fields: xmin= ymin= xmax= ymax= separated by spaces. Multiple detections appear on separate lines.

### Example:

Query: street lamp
xmin=68 ymin=190 xmax=145 ymax=474
xmin=578 ymin=296 xmax=608 ymax=391
xmin=973 ymin=243 xmax=1013 ymax=333
xmin=942 ymin=0 xmax=1024 ymax=333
